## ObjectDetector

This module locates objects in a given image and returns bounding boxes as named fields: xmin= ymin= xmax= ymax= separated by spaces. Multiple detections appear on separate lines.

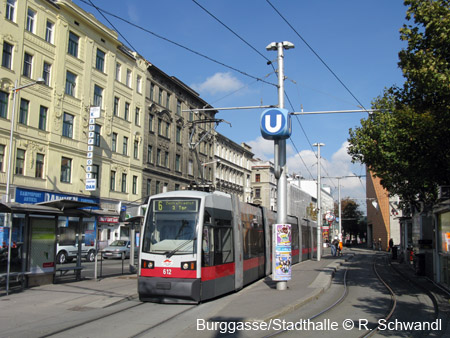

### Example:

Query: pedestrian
xmin=389 ymin=238 xmax=394 ymax=252
xmin=338 ymin=240 xmax=343 ymax=256
xmin=331 ymin=238 xmax=337 ymax=256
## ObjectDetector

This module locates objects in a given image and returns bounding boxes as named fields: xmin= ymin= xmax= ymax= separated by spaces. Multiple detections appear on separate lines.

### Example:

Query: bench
xmin=55 ymin=266 xmax=85 ymax=280
xmin=0 ymin=272 xmax=26 ymax=284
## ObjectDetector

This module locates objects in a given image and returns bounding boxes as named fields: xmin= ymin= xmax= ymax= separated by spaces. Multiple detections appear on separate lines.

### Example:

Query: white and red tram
xmin=138 ymin=190 xmax=317 ymax=303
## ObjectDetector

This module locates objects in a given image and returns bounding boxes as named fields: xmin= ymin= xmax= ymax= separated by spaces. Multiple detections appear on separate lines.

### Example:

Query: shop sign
xmin=98 ymin=216 xmax=119 ymax=224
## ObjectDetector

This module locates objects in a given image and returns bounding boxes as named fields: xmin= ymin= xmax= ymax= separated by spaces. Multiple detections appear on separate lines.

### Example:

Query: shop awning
xmin=37 ymin=199 xmax=99 ymax=211
xmin=0 ymin=202 xmax=63 ymax=215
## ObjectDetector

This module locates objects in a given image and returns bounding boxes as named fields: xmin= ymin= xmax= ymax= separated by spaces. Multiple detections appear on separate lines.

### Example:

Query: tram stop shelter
xmin=0 ymin=199 xmax=98 ymax=293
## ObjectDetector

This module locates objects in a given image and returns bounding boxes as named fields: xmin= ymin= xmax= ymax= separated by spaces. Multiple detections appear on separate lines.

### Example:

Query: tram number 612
xmin=163 ymin=269 xmax=172 ymax=275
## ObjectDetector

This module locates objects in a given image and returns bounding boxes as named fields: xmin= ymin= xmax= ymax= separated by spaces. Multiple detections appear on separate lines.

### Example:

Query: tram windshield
xmin=142 ymin=199 xmax=200 ymax=255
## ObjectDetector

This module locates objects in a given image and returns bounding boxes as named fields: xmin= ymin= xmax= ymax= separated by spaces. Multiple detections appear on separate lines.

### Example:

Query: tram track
xmin=265 ymin=252 xmax=441 ymax=338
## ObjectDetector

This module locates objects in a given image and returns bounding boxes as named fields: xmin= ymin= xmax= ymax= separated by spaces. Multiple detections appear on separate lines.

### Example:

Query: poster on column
xmin=273 ymin=224 xmax=292 ymax=281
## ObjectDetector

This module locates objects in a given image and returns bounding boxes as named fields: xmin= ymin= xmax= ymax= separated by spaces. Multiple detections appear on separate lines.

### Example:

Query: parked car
xmin=56 ymin=243 xmax=96 ymax=264
xmin=102 ymin=240 xmax=137 ymax=259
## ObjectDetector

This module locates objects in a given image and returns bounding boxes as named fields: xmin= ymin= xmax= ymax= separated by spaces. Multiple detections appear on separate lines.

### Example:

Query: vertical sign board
xmin=86 ymin=107 xmax=100 ymax=191
xmin=273 ymin=224 xmax=292 ymax=281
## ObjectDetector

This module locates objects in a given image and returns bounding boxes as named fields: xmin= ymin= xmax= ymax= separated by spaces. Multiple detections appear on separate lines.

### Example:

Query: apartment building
xmin=143 ymin=64 xmax=217 ymax=195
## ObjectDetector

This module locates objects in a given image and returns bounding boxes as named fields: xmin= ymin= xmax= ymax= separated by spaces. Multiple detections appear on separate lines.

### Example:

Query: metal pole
xmin=276 ymin=42 xmax=287 ymax=291
xmin=5 ymin=81 xmax=18 ymax=295
xmin=338 ymin=177 xmax=342 ymax=240
xmin=313 ymin=143 xmax=325 ymax=261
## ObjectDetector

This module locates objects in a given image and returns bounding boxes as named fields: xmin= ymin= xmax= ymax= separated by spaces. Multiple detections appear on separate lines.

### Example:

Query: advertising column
xmin=273 ymin=224 xmax=292 ymax=281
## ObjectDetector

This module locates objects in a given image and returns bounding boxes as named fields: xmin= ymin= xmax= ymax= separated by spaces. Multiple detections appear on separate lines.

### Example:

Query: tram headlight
xmin=141 ymin=260 xmax=154 ymax=269
xmin=181 ymin=261 xmax=196 ymax=270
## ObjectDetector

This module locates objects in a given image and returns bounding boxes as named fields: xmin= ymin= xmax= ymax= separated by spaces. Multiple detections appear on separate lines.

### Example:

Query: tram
xmin=138 ymin=190 xmax=317 ymax=303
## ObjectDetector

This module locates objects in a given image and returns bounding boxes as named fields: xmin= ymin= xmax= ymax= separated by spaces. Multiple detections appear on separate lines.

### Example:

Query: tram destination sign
xmin=154 ymin=199 xmax=198 ymax=212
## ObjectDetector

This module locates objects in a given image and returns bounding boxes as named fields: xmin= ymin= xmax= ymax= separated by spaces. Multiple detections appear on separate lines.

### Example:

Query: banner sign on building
xmin=86 ymin=107 xmax=100 ymax=191
xmin=273 ymin=224 xmax=292 ymax=281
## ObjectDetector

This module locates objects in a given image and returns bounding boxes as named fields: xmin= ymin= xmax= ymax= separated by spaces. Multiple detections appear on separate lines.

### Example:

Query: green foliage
xmin=348 ymin=0 xmax=450 ymax=206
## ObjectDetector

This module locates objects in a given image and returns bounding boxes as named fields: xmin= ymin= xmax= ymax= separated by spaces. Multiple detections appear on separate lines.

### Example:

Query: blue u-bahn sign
xmin=260 ymin=108 xmax=291 ymax=140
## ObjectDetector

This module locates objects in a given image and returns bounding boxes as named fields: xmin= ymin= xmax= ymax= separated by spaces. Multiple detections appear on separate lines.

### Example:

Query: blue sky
xmin=75 ymin=0 xmax=408 ymax=210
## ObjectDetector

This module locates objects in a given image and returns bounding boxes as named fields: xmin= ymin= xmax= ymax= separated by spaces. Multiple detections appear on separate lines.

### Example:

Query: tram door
xmin=201 ymin=224 xmax=234 ymax=299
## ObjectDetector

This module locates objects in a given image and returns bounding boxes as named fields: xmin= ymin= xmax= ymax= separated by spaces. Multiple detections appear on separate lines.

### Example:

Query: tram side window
xmin=202 ymin=226 xmax=233 ymax=267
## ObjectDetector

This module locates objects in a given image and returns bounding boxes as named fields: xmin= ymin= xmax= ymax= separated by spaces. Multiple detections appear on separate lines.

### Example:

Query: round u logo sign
xmin=260 ymin=108 xmax=291 ymax=140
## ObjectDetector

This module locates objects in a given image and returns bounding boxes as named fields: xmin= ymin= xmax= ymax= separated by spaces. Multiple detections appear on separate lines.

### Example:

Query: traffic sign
xmin=260 ymin=108 xmax=291 ymax=140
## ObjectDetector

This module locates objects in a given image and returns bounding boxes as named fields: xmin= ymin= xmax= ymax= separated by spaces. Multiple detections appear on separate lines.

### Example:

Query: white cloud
xmin=247 ymin=138 xmax=366 ymax=206
xmin=191 ymin=72 xmax=244 ymax=95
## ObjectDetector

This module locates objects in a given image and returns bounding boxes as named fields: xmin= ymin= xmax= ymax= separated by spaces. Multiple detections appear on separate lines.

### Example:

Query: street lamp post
xmin=5 ymin=78 xmax=44 ymax=295
xmin=313 ymin=142 xmax=325 ymax=261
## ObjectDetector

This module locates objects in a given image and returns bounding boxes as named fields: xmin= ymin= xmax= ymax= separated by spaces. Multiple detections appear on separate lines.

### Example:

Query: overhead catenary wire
xmin=78 ymin=0 xmax=277 ymax=88
xmin=266 ymin=0 xmax=367 ymax=110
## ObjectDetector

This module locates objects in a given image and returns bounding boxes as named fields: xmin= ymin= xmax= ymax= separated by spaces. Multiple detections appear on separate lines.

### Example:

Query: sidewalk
xmin=0 ymin=251 xmax=347 ymax=335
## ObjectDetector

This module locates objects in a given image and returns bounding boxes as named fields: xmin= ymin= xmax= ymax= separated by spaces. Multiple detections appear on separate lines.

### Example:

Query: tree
xmin=348 ymin=0 xmax=450 ymax=207
xmin=334 ymin=198 xmax=364 ymax=240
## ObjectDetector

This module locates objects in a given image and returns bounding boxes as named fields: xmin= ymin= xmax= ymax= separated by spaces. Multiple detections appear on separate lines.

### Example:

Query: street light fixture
xmin=5 ymin=77 xmax=45 ymax=295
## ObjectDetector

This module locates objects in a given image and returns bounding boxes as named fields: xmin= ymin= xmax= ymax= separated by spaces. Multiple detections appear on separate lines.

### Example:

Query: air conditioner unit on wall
xmin=438 ymin=186 xmax=450 ymax=201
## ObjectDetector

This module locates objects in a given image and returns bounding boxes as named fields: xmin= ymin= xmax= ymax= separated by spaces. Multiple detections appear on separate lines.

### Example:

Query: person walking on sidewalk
xmin=331 ymin=238 xmax=338 ymax=256
xmin=338 ymin=240 xmax=343 ymax=256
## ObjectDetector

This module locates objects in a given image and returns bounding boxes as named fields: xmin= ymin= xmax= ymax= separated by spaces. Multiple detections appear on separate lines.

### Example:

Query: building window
xmin=62 ymin=112 xmax=74 ymax=138
xmin=133 ymin=140 xmax=139 ymax=159
xmin=175 ymin=154 xmax=181 ymax=172
xmin=68 ymin=31 xmax=79 ymax=57
xmin=2 ymin=42 xmax=13 ymax=69
xmin=136 ymin=75 xmax=142 ymax=93
xmin=157 ymin=118 xmax=162 ymax=135
xmin=176 ymin=99 xmax=181 ymax=115
xmin=45 ymin=20 xmax=54 ymax=43
xmin=115 ymin=62 xmax=121 ymax=81
xmin=255 ymin=188 xmax=261 ymax=199
xmin=6 ymin=0 xmax=16 ymax=22
xmin=123 ymin=136 xmax=128 ymax=155
xmin=95 ymin=48 xmax=105 ymax=72
xmin=110 ymin=170 xmax=116 ymax=191
xmin=165 ymin=121 xmax=170 ymax=138
xmin=0 ymin=91 xmax=8 ymax=119
xmin=26 ymin=8 xmax=36 ymax=33
xmin=146 ymin=179 xmax=151 ymax=196
xmin=164 ymin=151 xmax=169 ymax=168
xmin=175 ymin=184 xmax=180 ymax=191
xmin=65 ymin=71 xmax=76 ymax=96
xmin=42 ymin=62 xmax=51 ymax=86
xmin=113 ymin=97 xmax=119 ymax=116
xmin=158 ymin=90 xmax=162 ymax=105
xmin=166 ymin=93 xmax=170 ymax=109
xmin=39 ymin=106 xmax=47 ymax=131
xmin=188 ymin=159 xmax=193 ymax=176
xmin=35 ymin=153 xmax=44 ymax=178
xmin=0 ymin=145 xmax=5 ymax=171
xmin=176 ymin=126 xmax=181 ymax=144
xmin=19 ymin=99 xmax=29 ymax=125
xmin=135 ymin=107 xmax=140 ymax=125
xmin=147 ymin=145 xmax=153 ymax=163
xmin=94 ymin=124 xmax=101 ymax=146
xmin=255 ymin=174 xmax=261 ymax=182
xmin=156 ymin=149 xmax=161 ymax=166
xmin=126 ymin=69 xmax=132 ymax=87
xmin=124 ymin=102 xmax=129 ymax=120
xmin=121 ymin=173 xmax=127 ymax=193
xmin=155 ymin=181 xmax=160 ymax=194
xmin=15 ymin=149 xmax=25 ymax=175
xmin=132 ymin=176 xmax=138 ymax=194
xmin=23 ymin=53 xmax=33 ymax=78
xmin=149 ymin=114 xmax=154 ymax=132
xmin=112 ymin=132 xmax=117 ymax=152
xmin=60 ymin=157 xmax=71 ymax=183
xmin=93 ymin=85 xmax=103 ymax=107
xmin=149 ymin=82 xmax=154 ymax=101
